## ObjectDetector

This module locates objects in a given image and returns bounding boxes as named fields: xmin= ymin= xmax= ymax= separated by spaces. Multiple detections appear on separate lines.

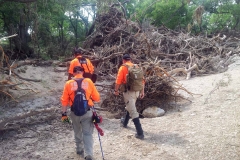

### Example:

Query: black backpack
xmin=71 ymin=78 xmax=89 ymax=116
xmin=78 ymin=57 xmax=97 ymax=83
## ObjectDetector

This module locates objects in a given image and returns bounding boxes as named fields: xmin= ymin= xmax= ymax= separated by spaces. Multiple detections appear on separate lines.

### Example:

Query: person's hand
xmin=114 ymin=90 xmax=119 ymax=96
xmin=61 ymin=112 xmax=70 ymax=123
xmin=92 ymin=112 xmax=103 ymax=124
xmin=139 ymin=91 xmax=144 ymax=99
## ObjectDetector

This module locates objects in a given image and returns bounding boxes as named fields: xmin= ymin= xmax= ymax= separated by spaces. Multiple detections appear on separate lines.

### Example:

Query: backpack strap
xmin=122 ymin=63 xmax=138 ymax=68
xmin=122 ymin=64 xmax=128 ymax=67
xmin=70 ymin=78 xmax=85 ymax=104
xmin=75 ymin=78 xmax=84 ymax=91
xmin=71 ymin=78 xmax=90 ymax=113
xmin=78 ymin=57 xmax=90 ymax=73
xmin=122 ymin=63 xmax=129 ymax=69
xmin=122 ymin=64 xmax=139 ymax=70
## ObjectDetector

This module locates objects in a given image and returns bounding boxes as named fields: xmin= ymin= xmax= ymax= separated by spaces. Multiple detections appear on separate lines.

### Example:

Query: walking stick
xmin=96 ymin=125 xmax=105 ymax=160
xmin=92 ymin=107 xmax=105 ymax=160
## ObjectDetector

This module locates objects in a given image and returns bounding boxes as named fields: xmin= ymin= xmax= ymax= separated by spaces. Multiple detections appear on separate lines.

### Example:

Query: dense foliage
xmin=0 ymin=0 xmax=239 ymax=59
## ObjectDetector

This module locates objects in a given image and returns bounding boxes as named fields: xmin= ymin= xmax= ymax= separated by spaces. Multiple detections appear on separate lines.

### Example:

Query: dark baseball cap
xmin=122 ymin=54 xmax=131 ymax=60
xmin=73 ymin=66 xmax=84 ymax=73
xmin=73 ymin=47 xmax=83 ymax=55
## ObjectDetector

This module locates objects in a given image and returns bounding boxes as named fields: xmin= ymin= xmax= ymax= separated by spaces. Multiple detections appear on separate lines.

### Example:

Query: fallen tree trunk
xmin=0 ymin=107 xmax=57 ymax=130
xmin=12 ymin=71 xmax=41 ymax=82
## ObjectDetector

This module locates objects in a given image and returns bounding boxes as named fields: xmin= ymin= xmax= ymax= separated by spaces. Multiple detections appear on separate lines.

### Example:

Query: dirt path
xmin=0 ymin=59 xmax=240 ymax=160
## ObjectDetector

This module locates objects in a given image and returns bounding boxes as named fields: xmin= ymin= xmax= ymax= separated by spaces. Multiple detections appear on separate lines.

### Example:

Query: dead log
xmin=186 ymin=64 xmax=198 ymax=80
xmin=0 ymin=107 xmax=57 ymax=130
xmin=16 ymin=60 xmax=54 ymax=67
xmin=54 ymin=68 xmax=67 ymax=72
xmin=168 ymin=68 xmax=187 ymax=76
xmin=12 ymin=71 xmax=41 ymax=82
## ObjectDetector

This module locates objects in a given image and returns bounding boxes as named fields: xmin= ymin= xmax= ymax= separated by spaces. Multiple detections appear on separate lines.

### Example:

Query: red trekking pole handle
xmin=92 ymin=106 xmax=104 ymax=136
xmin=94 ymin=123 xmax=104 ymax=136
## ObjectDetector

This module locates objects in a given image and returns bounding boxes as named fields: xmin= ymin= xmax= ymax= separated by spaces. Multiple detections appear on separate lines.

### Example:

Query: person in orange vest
xmin=114 ymin=54 xmax=145 ymax=139
xmin=61 ymin=66 xmax=100 ymax=160
xmin=68 ymin=47 xmax=94 ymax=80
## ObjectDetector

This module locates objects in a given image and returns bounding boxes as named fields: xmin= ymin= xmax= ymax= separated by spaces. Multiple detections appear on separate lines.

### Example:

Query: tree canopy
xmin=0 ymin=0 xmax=239 ymax=59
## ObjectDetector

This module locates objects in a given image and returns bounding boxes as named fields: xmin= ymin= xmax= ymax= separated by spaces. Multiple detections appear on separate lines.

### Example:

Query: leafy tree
xmin=0 ymin=0 xmax=239 ymax=61
xmin=0 ymin=0 xmax=98 ymax=59
xmin=0 ymin=2 xmax=34 ymax=58
xmin=190 ymin=0 xmax=240 ymax=33
xmin=125 ymin=0 xmax=194 ymax=31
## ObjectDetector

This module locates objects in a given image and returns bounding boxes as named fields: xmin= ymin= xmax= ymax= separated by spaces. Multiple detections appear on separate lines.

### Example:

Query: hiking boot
xmin=76 ymin=150 xmax=84 ymax=157
xmin=132 ymin=118 xmax=144 ymax=140
xmin=135 ymin=133 xmax=144 ymax=140
xmin=85 ymin=155 xmax=93 ymax=160
xmin=120 ymin=111 xmax=130 ymax=128
xmin=120 ymin=117 xmax=127 ymax=128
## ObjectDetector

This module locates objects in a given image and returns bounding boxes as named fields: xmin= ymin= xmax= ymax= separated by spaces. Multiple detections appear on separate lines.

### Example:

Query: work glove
xmin=61 ymin=112 xmax=70 ymax=123
xmin=92 ymin=112 xmax=103 ymax=124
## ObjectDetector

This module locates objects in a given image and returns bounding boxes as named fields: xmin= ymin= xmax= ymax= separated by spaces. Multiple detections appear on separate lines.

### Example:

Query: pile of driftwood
xmin=83 ymin=7 xmax=240 ymax=79
xmin=1 ymin=6 xmax=240 ymax=118
xmin=79 ymin=7 xmax=240 ymax=117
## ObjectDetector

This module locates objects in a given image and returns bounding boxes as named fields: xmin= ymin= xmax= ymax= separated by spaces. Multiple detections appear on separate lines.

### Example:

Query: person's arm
xmin=68 ymin=59 xmax=75 ymax=80
xmin=88 ymin=80 xmax=100 ymax=107
xmin=114 ymin=66 xmax=125 ymax=95
xmin=87 ymin=59 xmax=94 ymax=74
xmin=114 ymin=83 xmax=120 ymax=95
xmin=139 ymin=76 xmax=145 ymax=99
xmin=62 ymin=106 xmax=68 ymax=113
xmin=61 ymin=82 xmax=70 ymax=108
xmin=60 ymin=82 xmax=71 ymax=122
xmin=90 ymin=82 xmax=100 ymax=102
xmin=114 ymin=83 xmax=121 ymax=91
xmin=139 ymin=83 xmax=145 ymax=99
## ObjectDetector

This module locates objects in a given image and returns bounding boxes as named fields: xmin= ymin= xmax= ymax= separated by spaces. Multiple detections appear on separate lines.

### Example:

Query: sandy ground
xmin=0 ymin=58 xmax=240 ymax=160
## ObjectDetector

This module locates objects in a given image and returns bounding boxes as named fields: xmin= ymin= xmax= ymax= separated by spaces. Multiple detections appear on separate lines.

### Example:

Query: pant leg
xmin=70 ymin=111 xmax=83 ymax=152
xmin=122 ymin=111 xmax=130 ymax=126
xmin=80 ymin=110 xmax=94 ymax=157
xmin=133 ymin=117 xmax=144 ymax=136
xmin=123 ymin=91 xmax=139 ymax=119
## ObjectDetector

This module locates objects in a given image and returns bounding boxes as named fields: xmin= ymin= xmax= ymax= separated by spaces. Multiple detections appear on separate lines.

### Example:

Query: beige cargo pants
xmin=70 ymin=110 xmax=94 ymax=157
xmin=123 ymin=90 xmax=140 ymax=119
